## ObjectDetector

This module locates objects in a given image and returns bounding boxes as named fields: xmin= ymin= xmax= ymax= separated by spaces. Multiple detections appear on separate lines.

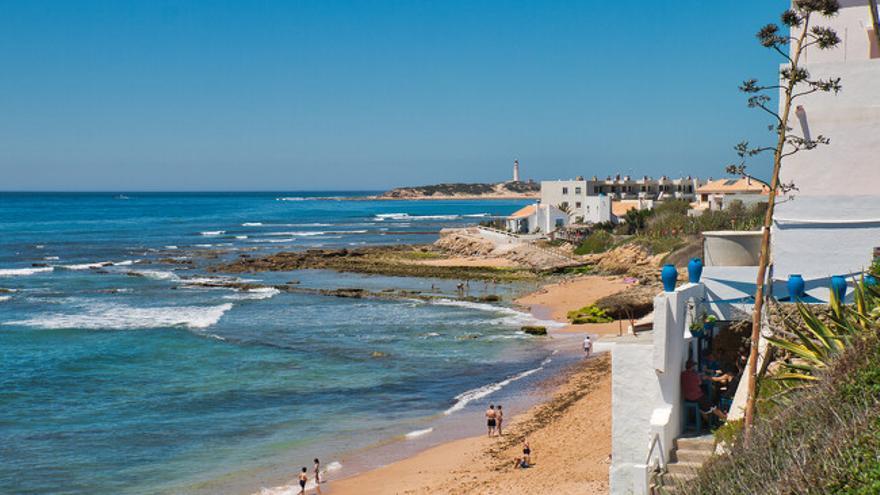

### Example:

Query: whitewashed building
xmin=504 ymin=203 xmax=569 ymax=234
xmin=540 ymin=180 xmax=612 ymax=224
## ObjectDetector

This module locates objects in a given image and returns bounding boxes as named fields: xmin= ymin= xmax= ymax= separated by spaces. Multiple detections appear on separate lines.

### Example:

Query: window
xmin=593 ymin=187 xmax=599 ymax=194
xmin=555 ymin=218 xmax=565 ymax=228
xmin=575 ymin=187 xmax=582 ymax=195
xmin=575 ymin=202 xmax=582 ymax=208
xmin=560 ymin=201 xmax=569 ymax=210
xmin=562 ymin=187 xmax=569 ymax=195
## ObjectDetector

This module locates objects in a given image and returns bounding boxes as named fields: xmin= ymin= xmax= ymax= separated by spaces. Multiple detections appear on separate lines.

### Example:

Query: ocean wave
xmin=235 ymin=235 xmax=248 ymax=240
xmin=5 ymin=302 xmax=233 ymax=330
xmin=127 ymin=269 xmax=179 ymax=281
xmin=200 ymin=230 xmax=226 ymax=236
xmin=374 ymin=213 xmax=461 ymax=221
xmin=430 ymin=299 xmax=566 ymax=329
xmin=223 ymin=288 xmax=280 ymax=300
xmin=405 ymin=427 xmax=434 ymax=439
xmin=463 ymin=213 xmax=490 ymax=218
xmin=43 ymin=256 xmax=60 ymax=261
xmin=165 ymin=245 xmax=179 ymax=250
xmin=0 ymin=295 xmax=10 ymax=302
xmin=62 ymin=261 xmax=113 ymax=271
xmin=264 ymin=231 xmax=326 ymax=236
xmin=444 ymin=366 xmax=543 ymax=415
xmin=0 ymin=267 xmax=54 ymax=277
xmin=241 ymin=222 xmax=263 ymax=226
xmin=256 ymin=461 xmax=342 ymax=495
xmin=276 ymin=197 xmax=308 ymax=201
xmin=114 ymin=260 xmax=137 ymax=266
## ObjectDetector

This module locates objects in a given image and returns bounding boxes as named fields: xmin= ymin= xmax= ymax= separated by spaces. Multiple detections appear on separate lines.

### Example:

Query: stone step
xmin=674 ymin=448 xmax=713 ymax=463
xmin=660 ymin=470 xmax=697 ymax=486
xmin=675 ymin=435 xmax=715 ymax=452
xmin=665 ymin=461 xmax=703 ymax=475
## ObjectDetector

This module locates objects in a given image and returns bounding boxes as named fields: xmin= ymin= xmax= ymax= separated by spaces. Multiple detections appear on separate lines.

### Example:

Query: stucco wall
xmin=610 ymin=283 xmax=703 ymax=495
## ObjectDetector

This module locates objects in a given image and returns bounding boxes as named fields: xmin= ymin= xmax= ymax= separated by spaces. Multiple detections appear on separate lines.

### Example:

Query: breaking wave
xmin=0 ymin=267 xmax=54 ymax=277
xmin=200 ymin=231 xmax=225 ymax=236
xmin=5 ymin=302 xmax=234 ymax=330
xmin=430 ymin=299 xmax=565 ymax=329
xmin=405 ymin=427 xmax=434 ymax=439
xmin=444 ymin=366 xmax=543 ymax=415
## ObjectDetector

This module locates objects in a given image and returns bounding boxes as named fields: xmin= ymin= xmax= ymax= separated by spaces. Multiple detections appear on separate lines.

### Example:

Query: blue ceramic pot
xmin=865 ymin=274 xmax=878 ymax=287
xmin=687 ymin=258 xmax=704 ymax=284
xmin=703 ymin=321 xmax=716 ymax=332
xmin=831 ymin=275 xmax=847 ymax=301
xmin=690 ymin=327 xmax=704 ymax=338
xmin=661 ymin=264 xmax=678 ymax=292
xmin=787 ymin=274 xmax=805 ymax=301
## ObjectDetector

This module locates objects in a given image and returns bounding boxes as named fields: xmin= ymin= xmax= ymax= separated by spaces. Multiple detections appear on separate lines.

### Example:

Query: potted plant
xmin=703 ymin=314 xmax=718 ymax=332
xmin=689 ymin=319 xmax=705 ymax=338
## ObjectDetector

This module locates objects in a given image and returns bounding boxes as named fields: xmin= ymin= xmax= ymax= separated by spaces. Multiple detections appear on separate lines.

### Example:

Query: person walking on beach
xmin=298 ymin=467 xmax=308 ymax=495
xmin=313 ymin=458 xmax=322 ymax=493
xmin=485 ymin=404 xmax=497 ymax=437
xmin=583 ymin=335 xmax=593 ymax=357
xmin=496 ymin=405 xmax=504 ymax=436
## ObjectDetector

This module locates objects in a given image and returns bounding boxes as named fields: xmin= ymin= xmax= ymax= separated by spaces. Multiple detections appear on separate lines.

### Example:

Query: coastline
xmin=297 ymin=273 xmax=625 ymax=495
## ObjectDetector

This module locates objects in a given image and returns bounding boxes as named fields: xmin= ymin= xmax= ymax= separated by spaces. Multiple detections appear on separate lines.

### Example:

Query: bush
xmin=574 ymin=230 xmax=615 ymax=255
xmin=566 ymin=304 xmax=613 ymax=324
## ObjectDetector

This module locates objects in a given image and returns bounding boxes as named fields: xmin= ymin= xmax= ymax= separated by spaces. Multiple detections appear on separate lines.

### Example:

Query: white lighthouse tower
xmin=512 ymin=159 xmax=520 ymax=182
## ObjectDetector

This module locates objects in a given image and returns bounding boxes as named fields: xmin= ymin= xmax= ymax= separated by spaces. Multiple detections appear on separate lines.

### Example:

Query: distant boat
xmin=114 ymin=194 xmax=130 ymax=200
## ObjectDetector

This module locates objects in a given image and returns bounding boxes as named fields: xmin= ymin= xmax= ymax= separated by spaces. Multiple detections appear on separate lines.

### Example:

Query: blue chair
xmin=683 ymin=400 xmax=702 ymax=432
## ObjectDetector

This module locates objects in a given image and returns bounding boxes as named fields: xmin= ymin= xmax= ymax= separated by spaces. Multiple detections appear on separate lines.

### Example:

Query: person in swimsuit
xmin=298 ymin=467 xmax=308 ymax=495
xmin=496 ymin=405 xmax=504 ymax=436
xmin=313 ymin=458 xmax=322 ymax=493
xmin=522 ymin=440 xmax=531 ymax=466
xmin=583 ymin=335 xmax=593 ymax=357
xmin=486 ymin=404 xmax=497 ymax=437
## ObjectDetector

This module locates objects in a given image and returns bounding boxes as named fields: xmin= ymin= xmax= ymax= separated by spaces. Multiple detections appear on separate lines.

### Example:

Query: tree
xmin=726 ymin=0 xmax=842 ymax=446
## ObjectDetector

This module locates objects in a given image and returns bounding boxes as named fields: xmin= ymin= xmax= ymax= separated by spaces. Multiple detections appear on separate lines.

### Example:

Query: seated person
xmin=682 ymin=360 xmax=727 ymax=420
xmin=702 ymin=351 xmax=722 ymax=375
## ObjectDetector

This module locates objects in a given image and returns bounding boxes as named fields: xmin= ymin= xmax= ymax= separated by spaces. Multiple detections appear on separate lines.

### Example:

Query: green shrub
xmin=574 ymin=231 xmax=615 ymax=255
xmin=566 ymin=304 xmax=613 ymax=324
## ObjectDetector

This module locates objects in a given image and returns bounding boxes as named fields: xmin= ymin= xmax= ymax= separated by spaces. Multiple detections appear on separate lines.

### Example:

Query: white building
xmin=504 ymin=203 xmax=568 ymax=234
xmin=694 ymin=177 xmax=769 ymax=212
xmin=540 ymin=180 xmax=612 ymax=224
xmin=772 ymin=0 xmax=880 ymax=297
xmin=587 ymin=175 xmax=704 ymax=202
xmin=609 ymin=4 xmax=880 ymax=494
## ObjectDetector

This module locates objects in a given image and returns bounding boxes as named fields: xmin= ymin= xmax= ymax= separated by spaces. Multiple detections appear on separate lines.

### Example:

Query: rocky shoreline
xmin=208 ymin=244 xmax=539 ymax=281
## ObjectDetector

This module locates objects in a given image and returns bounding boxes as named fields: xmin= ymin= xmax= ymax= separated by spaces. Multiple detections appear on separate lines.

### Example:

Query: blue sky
xmin=0 ymin=1 xmax=786 ymax=191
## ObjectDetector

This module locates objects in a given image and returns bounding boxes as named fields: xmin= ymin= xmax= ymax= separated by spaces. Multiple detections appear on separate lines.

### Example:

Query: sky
xmin=0 ymin=0 xmax=787 ymax=191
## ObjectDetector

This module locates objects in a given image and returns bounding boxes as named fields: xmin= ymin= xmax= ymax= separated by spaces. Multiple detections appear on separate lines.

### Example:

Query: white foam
xmin=264 ymin=231 xmax=325 ymax=237
xmin=430 ymin=299 xmax=565 ymax=329
xmin=194 ymin=243 xmax=214 ymax=248
xmin=276 ymin=197 xmax=307 ymax=201
xmin=223 ymin=288 xmax=280 ymax=300
xmin=255 ymin=461 xmax=341 ymax=495
xmin=374 ymin=213 xmax=460 ymax=221
xmin=165 ymin=245 xmax=179 ymax=250
xmin=463 ymin=213 xmax=490 ymax=218
xmin=242 ymin=222 xmax=264 ymax=226
xmin=235 ymin=235 xmax=248 ymax=239
xmin=200 ymin=231 xmax=225 ymax=236
xmin=43 ymin=256 xmax=60 ymax=261
xmin=405 ymin=427 xmax=434 ymax=439
xmin=0 ymin=296 xmax=10 ymax=302
xmin=325 ymin=461 xmax=342 ymax=472
xmin=6 ymin=302 xmax=233 ymax=330
xmin=114 ymin=260 xmax=136 ymax=266
xmin=0 ymin=267 xmax=54 ymax=277
xmin=129 ymin=269 xmax=179 ymax=281
xmin=444 ymin=366 xmax=544 ymax=415
xmin=63 ymin=261 xmax=112 ymax=270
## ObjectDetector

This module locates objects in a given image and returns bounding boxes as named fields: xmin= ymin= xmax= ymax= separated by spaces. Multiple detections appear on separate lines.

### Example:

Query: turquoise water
xmin=0 ymin=193 xmax=564 ymax=495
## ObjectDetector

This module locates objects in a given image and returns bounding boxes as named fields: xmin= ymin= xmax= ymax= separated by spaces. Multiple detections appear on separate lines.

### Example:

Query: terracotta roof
xmin=508 ymin=204 xmax=537 ymax=219
xmin=611 ymin=200 xmax=642 ymax=218
xmin=697 ymin=178 xmax=768 ymax=194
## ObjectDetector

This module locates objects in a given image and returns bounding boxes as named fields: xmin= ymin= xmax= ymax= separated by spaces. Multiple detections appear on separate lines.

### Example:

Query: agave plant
xmin=765 ymin=277 xmax=880 ymax=392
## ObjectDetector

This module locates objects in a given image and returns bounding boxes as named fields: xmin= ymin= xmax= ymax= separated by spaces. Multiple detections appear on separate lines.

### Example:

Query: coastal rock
xmin=521 ymin=326 xmax=547 ymax=336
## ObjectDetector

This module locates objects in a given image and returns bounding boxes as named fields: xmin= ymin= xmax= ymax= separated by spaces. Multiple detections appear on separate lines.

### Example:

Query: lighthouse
xmin=513 ymin=159 xmax=520 ymax=182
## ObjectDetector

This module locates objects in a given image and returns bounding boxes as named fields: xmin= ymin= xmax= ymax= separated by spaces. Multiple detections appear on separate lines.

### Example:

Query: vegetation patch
xmin=574 ymin=230 xmax=616 ymax=255
xmin=566 ymin=304 xmax=613 ymax=324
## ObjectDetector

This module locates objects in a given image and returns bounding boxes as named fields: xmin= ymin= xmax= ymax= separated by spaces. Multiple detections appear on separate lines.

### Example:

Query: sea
xmin=0 ymin=192 xmax=577 ymax=495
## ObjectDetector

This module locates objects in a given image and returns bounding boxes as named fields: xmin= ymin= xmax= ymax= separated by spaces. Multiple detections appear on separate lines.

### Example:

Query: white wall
xmin=772 ymin=56 xmax=880 ymax=286
xmin=610 ymin=283 xmax=703 ymax=495
xmin=798 ymin=1 xmax=880 ymax=65
xmin=540 ymin=180 xmax=612 ymax=224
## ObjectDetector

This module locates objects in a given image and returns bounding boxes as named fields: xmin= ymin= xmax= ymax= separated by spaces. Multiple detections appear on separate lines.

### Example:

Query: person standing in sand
xmin=313 ymin=458 xmax=322 ymax=493
xmin=485 ymin=404 xmax=497 ymax=437
xmin=583 ymin=335 xmax=593 ymax=357
xmin=496 ymin=405 xmax=504 ymax=436
xmin=298 ymin=467 xmax=308 ymax=495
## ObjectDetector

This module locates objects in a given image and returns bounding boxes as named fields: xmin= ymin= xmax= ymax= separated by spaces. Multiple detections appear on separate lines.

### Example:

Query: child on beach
xmin=298 ymin=467 xmax=308 ymax=495
xmin=313 ymin=458 xmax=322 ymax=493
xmin=583 ymin=335 xmax=593 ymax=357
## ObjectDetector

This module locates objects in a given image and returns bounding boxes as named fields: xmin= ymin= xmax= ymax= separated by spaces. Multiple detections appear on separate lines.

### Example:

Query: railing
xmin=645 ymin=432 xmax=668 ymax=493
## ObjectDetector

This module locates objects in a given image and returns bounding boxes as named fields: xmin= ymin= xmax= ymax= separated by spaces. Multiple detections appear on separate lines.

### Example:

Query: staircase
xmin=652 ymin=435 xmax=714 ymax=494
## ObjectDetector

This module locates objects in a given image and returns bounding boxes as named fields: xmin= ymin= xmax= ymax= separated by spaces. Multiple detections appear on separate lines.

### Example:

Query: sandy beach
xmin=323 ymin=275 xmax=624 ymax=495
